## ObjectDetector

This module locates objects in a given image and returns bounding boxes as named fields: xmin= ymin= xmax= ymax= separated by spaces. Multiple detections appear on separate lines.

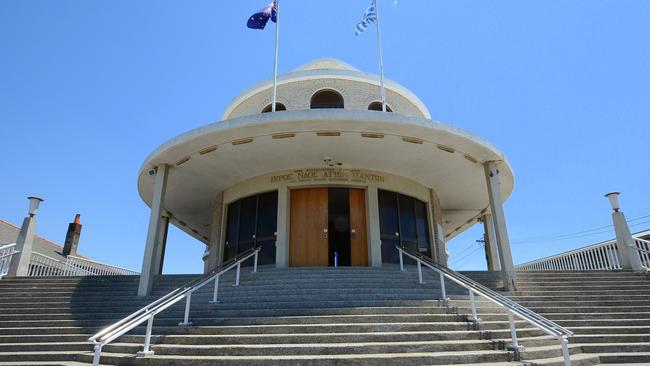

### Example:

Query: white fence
xmin=516 ymin=236 xmax=650 ymax=271
xmin=0 ymin=244 xmax=138 ymax=279
xmin=28 ymin=253 xmax=138 ymax=277
xmin=0 ymin=243 xmax=19 ymax=278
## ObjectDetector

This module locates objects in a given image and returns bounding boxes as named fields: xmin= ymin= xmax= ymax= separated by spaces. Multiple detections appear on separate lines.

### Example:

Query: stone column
xmin=481 ymin=213 xmax=501 ymax=271
xmin=7 ymin=197 xmax=44 ymax=277
xmin=138 ymin=164 xmax=169 ymax=297
xmin=205 ymin=192 xmax=225 ymax=273
xmin=429 ymin=189 xmax=448 ymax=266
xmin=152 ymin=213 xmax=169 ymax=275
xmin=606 ymin=192 xmax=643 ymax=271
xmin=275 ymin=186 xmax=289 ymax=268
xmin=484 ymin=161 xmax=516 ymax=291
xmin=367 ymin=186 xmax=382 ymax=267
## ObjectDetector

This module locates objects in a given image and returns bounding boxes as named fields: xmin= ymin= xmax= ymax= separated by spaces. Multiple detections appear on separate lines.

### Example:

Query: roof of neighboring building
xmin=0 ymin=218 xmax=66 ymax=259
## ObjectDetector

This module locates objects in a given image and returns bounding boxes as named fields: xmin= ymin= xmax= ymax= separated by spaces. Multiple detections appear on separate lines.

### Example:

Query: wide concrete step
xmin=519 ymin=353 xmax=600 ymax=366
xmin=78 ymin=350 xmax=513 ymax=366
xmin=573 ymin=331 xmax=650 ymax=343
xmin=0 ymin=305 xmax=453 ymax=318
xmin=598 ymin=352 xmax=650 ymax=363
xmin=579 ymin=342 xmax=650 ymax=353
xmin=0 ymin=312 xmax=463 ymax=324
xmin=0 ymin=351 xmax=82 ymax=362
xmin=104 ymin=339 xmax=500 ymax=356
xmin=0 ymin=342 xmax=89 ymax=352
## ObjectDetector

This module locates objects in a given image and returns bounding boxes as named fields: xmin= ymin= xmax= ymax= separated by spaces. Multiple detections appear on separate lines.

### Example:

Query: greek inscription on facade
xmin=270 ymin=174 xmax=293 ymax=182
xmin=270 ymin=169 xmax=384 ymax=184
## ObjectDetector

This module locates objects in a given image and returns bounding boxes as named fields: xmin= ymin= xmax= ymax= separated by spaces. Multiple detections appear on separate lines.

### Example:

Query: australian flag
xmin=247 ymin=1 xmax=277 ymax=30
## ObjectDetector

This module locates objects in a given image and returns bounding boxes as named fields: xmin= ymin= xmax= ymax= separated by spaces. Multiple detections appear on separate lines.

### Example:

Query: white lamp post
xmin=606 ymin=192 xmax=643 ymax=271
xmin=7 ymin=196 xmax=44 ymax=277
xmin=605 ymin=192 xmax=620 ymax=212
xmin=27 ymin=196 xmax=44 ymax=217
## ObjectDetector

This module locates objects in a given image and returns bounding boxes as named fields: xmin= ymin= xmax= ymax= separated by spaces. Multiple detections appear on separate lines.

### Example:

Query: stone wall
xmin=226 ymin=78 xmax=427 ymax=119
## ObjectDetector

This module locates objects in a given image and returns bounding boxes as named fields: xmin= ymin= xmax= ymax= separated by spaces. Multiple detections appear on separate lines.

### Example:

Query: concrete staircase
xmin=0 ymin=267 xmax=646 ymax=365
xmin=506 ymin=270 xmax=650 ymax=365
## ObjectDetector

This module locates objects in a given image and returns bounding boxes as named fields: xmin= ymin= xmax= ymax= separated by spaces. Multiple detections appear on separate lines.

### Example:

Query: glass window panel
xmin=414 ymin=200 xmax=431 ymax=256
xmin=380 ymin=239 xmax=400 ymax=264
xmin=256 ymin=191 xmax=278 ymax=238
xmin=224 ymin=202 xmax=240 ymax=261
xmin=378 ymin=190 xmax=398 ymax=236
xmin=237 ymin=195 xmax=258 ymax=250
xmin=256 ymin=239 xmax=276 ymax=266
xmin=398 ymin=194 xmax=417 ymax=241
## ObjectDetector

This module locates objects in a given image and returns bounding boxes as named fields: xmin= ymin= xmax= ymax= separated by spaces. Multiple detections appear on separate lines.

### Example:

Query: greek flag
xmin=355 ymin=1 xmax=377 ymax=35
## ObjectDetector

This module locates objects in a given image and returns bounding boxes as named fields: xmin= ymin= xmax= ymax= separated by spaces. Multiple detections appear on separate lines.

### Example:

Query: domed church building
xmin=135 ymin=58 xmax=516 ymax=296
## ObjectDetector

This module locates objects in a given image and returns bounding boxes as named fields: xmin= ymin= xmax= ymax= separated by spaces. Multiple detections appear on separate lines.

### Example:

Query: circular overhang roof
xmin=138 ymin=110 xmax=514 ymax=243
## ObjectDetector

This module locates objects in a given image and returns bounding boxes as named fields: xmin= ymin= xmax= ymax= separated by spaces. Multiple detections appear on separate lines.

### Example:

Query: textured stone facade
xmin=226 ymin=78 xmax=427 ymax=120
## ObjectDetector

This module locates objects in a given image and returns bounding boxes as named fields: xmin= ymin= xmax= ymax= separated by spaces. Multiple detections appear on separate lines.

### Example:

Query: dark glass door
xmin=328 ymin=188 xmax=351 ymax=266
xmin=223 ymin=191 xmax=278 ymax=266
xmin=378 ymin=190 xmax=431 ymax=264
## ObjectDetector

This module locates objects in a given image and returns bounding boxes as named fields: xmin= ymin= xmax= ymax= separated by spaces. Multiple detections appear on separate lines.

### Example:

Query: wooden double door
xmin=290 ymin=188 xmax=368 ymax=267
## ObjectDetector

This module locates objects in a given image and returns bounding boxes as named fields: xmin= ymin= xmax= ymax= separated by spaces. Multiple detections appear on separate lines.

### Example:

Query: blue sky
xmin=1 ymin=1 xmax=649 ymax=273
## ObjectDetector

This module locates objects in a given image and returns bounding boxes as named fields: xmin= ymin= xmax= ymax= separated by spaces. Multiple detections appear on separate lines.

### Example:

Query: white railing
xmin=516 ymin=236 xmax=650 ymax=271
xmin=516 ymin=240 xmax=620 ymax=271
xmin=0 ymin=243 xmax=18 ymax=278
xmin=28 ymin=252 xmax=138 ymax=277
xmin=398 ymin=245 xmax=574 ymax=366
xmin=635 ymin=237 xmax=650 ymax=269
xmin=88 ymin=246 xmax=261 ymax=366
xmin=65 ymin=255 xmax=139 ymax=276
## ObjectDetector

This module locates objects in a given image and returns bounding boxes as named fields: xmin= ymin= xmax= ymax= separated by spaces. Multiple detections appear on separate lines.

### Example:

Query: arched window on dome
xmin=368 ymin=102 xmax=392 ymax=112
xmin=310 ymin=90 xmax=344 ymax=109
xmin=262 ymin=103 xmax=286 ymax=113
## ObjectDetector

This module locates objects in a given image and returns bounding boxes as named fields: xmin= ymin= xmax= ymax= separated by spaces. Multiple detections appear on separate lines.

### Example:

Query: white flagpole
xmin=373 ymin=0 xmax=387 ymax=112
xmin=272 ymin=0 xmax=280 ymax=112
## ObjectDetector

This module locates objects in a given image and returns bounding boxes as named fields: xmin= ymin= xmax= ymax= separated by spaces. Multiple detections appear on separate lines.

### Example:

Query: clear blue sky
xmin=1 ymin=1 xmax=649 ymax=273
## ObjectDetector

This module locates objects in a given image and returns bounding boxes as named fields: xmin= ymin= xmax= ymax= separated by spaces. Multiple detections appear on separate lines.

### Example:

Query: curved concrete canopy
xmin=138 ymin=110 xmax=514 ymax=244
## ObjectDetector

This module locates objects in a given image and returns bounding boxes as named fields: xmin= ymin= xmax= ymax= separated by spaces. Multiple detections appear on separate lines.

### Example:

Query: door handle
xmin=323 ymin=229 xmax=328 ymax=239
xmin=351 ymin=228 xmax=357 ymax=240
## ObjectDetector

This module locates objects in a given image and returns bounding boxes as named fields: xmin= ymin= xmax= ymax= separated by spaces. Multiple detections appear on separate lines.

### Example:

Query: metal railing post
xmin=88 ymin=246 xmax=262 ymax=360
xmin=253 ymin=251 xmax=258 ymax=273
xmin=210 ymin=275 xmax=220 ymax=303
xmin=234 ymin=262 xmax=241 ymax=286
xmin=137 ymin=316 xmax=155 ymax=357
xmin=439 ymin=272 xmax=447 ymax=300
xmin=560 ymin=335 xmax=572 ymax=366
xmin=417 ymin=259 xmax=424 ymax=284
xmin=507 ymin=310 xmax=521 ymax=350
xmin=469 ymin=290 xmax=479 ymax=323
xmin=399 ymin=249 xmax=404 ymax=271
xmin=179 ymin=292 xmax=193 ymax=326
xmin=92 ymin=344 xmax=102 ymax=366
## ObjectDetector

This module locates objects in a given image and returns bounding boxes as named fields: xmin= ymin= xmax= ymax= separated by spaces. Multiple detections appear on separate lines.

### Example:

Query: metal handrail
xmin=88 ymin=246 xmax=261 ymax=365
xmin=397 ymin=245 xmax=573 ymax=366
